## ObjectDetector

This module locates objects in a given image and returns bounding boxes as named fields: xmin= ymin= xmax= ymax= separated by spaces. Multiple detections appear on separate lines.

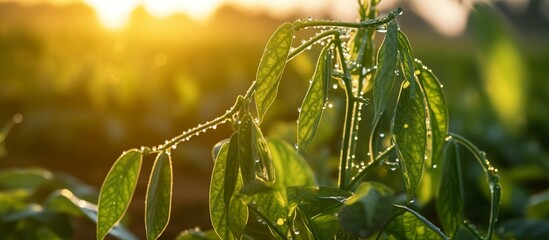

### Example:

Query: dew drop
xmin=297 ymin=107 xmax=302 ymax=113
xmin=445 ymin=135 xmax=452 ymax=141
xmin=332 ymin=83 xmax=338 ymax=89
xmin=307 ymin=16 xmax=312 ymax=21
xmin=327 ymin=102 xmax=334 ymax=108
xmin=293 ymin=228 xmax=300 ymax=235
xmin=276 ymin=218 xmax=284 ymax=225
xmin=409 ymin=199 xmax=415 ymax=204
xmin=376 ymin=28 xmax=387 ymax=33
xmin=432 ymin=164 xmax=437 ymax=169
xmin=379 ymin=133 xmax=385 ymax=138
xmin=403 ymin=123 xmax=409 ymax=129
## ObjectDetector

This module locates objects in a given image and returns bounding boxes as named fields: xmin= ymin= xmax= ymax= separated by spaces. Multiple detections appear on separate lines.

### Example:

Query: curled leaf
xmin=372 ymin=20 xmax=398 ymax=125
xmin=297 ymin=46 xmax=331 ymax=153
xmin=255 ymin=23 xmax=295 ymax=122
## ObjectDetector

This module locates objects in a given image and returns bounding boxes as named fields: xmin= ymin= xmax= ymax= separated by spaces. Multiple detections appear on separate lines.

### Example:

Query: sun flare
xmin=84 ymin=0 xmax=223 ymax=29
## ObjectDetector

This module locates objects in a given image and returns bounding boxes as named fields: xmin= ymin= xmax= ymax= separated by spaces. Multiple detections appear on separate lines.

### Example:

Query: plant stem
xmin=462 ymin=221 xmax=484 ymax=240
xmin=349 ymin=144 xmax=395 ymax=189
xmin=334 ymin=34 xmax=357 ymax=190
xmin=293 ymin=7 xmax=402 ymax=31
xmin=248 ymin=204 xmax=287 ymax=239
xmin=154 ymin=95 xmax=246 ymax=153
xmin=287 ymin=30 xmax=339 ymax=61
xmin=450 ymin=133 xmax=501 ymax=240
xmin=393 ymin=204 xmax=450 ymax=240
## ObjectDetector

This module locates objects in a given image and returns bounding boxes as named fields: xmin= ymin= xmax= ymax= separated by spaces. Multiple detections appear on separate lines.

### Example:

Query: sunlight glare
xmin=84 ymin=0 xmax=222 ymax=29
xmin=143 ymin=0 xmax=222 ymax=20
xmin=84 ymin=0 xmax=140 ymax=29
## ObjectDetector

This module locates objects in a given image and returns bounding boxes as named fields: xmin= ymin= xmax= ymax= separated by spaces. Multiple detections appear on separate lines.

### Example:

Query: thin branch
xmin=293 ymin=7 xmax=402 ymax=31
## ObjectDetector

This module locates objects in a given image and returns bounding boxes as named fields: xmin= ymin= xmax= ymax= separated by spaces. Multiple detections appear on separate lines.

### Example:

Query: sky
xmin=1 ymin=0 xmax=540 ymax=36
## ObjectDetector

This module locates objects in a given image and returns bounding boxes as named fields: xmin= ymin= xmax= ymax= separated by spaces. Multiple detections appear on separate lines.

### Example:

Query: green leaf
xmin=238 ymin=114 xmax=275 ymax=183
xmin=210 ymin=140 xmax=248 ymax=240
xmin=297 ymin=46 xmax=331 ymax=153
xmin=525 ymin=189 xmax=549 ymax=219
xmin=238 ymin=138 xmax=318 ymax=239
xmin=0 ymin=168 xmax=54 ymax=190
xmin=268 ymin=139 xmax=316 ymax=187
xmin=384 ymin=209 xmax=443 ymax=240
xmin=255 ymin=22 xmax=294 ymax=122
xmin=436 ymin=142 xmax=463 ymax=238
xmin=287 ymin=186 xmax=351 ymax=240
xmin=393 ymin=80 xmax=427 ymax=201
xmin=338 ymin=182 xmax=394 ymax=238
xmin=212 ymin=138 xmax=230 ymax=161
xmin=97 ymin=149 xmax=142 ymax=240
xmin=176 ymin=228 xmax=220 ymax=240
xmin=415 ymin=61 xmax=448 ymax=165
xmin=240 ymin=138 xmax=289 ymax=238
xmin=372 ymin=20 xmax=398 ymax=124
xmin=145 ymin=151 xmax=173 ymax=240
xmin=247 ymin=191 xmax=291 ymax=239
xmin=45 ymin=189 xmax=137 ymax=240
xmin=224 ymin=133 xmax=240 ymax=208
xmin=397 ymin=30 xmax=415 ymax=91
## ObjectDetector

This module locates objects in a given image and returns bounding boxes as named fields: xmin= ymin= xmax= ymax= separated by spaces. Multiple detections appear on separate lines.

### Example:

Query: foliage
xmin=94 ymin=1 xmax=509 ymax=239
xmin=0 ymin=167 xmax=136 ymax=240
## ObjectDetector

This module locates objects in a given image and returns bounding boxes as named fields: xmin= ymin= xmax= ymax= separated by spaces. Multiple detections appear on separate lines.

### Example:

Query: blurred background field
xmin=1 ymin=0 xmax=548 ymax=239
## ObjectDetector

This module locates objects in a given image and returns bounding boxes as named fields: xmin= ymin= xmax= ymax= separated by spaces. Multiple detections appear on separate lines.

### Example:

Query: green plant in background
xmin=0 ymin=167 xmax=137 ymax=239
xmin=1 ymin=114 xmax=136 ymax=239
xmin=96 ymin=1 xmax=502 ymax=239
xmin=0 ymin=114 xmax=23 ymax=159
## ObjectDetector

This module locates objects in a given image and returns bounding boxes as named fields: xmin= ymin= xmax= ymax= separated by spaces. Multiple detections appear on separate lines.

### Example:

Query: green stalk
xmin=349 ymin=144 xmax=395 ymax=189
xmin=334 ymin=34 xmax=357 ymax=190
xmin=393 ymin=205 xmax=450 ymax=240
xmin=293 ymin=8 xmax=402 ymax=31
xmin=450 ymin=133 xmax=501 ymax=240
xmin=287 ymin=30 xmax=339 ymax=61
